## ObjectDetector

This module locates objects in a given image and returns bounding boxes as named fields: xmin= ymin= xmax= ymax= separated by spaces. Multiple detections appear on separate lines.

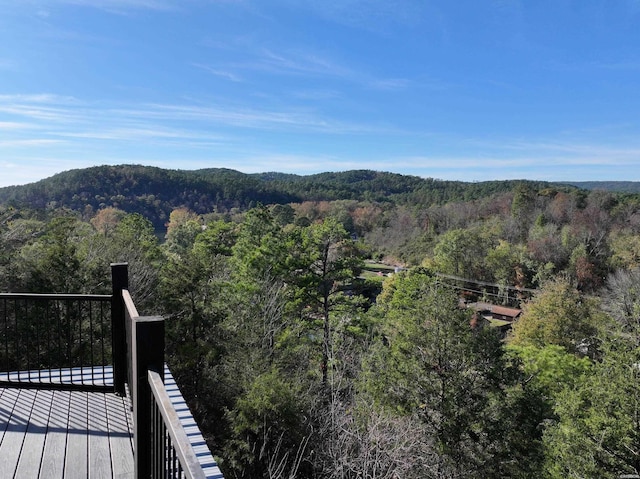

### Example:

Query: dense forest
xmin=1 ymin=166 xmax=640 ymax=478
xmin=0 ymin=164 xmax=608 ymax=229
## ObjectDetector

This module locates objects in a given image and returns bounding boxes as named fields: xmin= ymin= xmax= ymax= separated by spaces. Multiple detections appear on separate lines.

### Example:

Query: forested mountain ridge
xmin=0 ymin=165 xmax=296 ymax=227
xmin=564 ymin=181 xmax=640 ymax=193
xmin=0 ymin=164 xmax=567 ymax=227
xmin=255 ymin=169 xmax=560 ymax=204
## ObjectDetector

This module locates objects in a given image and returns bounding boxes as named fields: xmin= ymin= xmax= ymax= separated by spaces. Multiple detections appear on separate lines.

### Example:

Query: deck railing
xmin=0 ymin=263 xmax=216 ymax=479
xmin=0 ymin=293 xmax=114 ymax=389
xmin=149 ymin=370 xmax=207 ymax=479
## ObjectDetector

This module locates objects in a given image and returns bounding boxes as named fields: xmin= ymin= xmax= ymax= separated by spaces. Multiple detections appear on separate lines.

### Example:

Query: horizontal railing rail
xmin=149 ymin=369 xmax=207 ymax=479
xmin=0 ymin=292 xmax=113 ymax=390
xmin=0 ymin=293 xmax=112 ymax=300
xmin=123 ymin=288 xmax=138 ymax=401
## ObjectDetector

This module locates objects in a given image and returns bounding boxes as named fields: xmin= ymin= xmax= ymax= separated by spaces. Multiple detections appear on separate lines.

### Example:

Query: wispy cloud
xmin=211 ymin=153 xmax=345 ymax=174
xmin=2 ymin=0 xmax=169 ymax=19
xmin=258 ymin=49 xmax=419 ymax=91
xmin=0 ymin=92 xmax=386 ymax=150
xmin=0 ymin=95 xmax=86 ymax=123
xmin=192 ymin=63 xmax=244 ymax=82
xmin=115 ymin=102 xmax=383 ymax=134
xmin=548 ymin=57 xmax=640 ymax=73
xmin=279 ymin=0 xmax=427 ymax=32
xmin=591 ymin=60 xmax=640 ymax=71
xmin=466 ymin=137 xmax=640 ymax=163
xmin=258 ymin=48 xmax=352 ymax=77
xmin=0 ymin=121 xmax=37 ymax=130
xmin=0 ymin=139 xmax=65 ymax=147
xmin=0 ymin=59 xmax=16 ymax=71
xmin=378 ymin=142 xmax=640 ymax=181
xmin=56 ymin=125 xmax=230 ymax=149
xmin=216 ymin=47 xmax=417 ymax=92
xmin=291 ymin=89 xmax=342 ymax=100
xmin=201 ymin=147 xmax=640 ymax=181
xmin=368 ymin=78 xmax=412 ymax=90
xmin=57 ymin=0 xmax=178 ymax=13
xmin=214 ymin=151 xmax=640 ymax=182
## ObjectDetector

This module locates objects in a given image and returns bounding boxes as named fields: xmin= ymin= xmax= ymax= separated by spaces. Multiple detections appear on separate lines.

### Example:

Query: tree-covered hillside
xmin=0 ymin=164 xmax=565 ymax=227
xmin=564 ymin=181 xmax=640 ymax=193
xmin=0 ymin=165 xmax=297 ymax=227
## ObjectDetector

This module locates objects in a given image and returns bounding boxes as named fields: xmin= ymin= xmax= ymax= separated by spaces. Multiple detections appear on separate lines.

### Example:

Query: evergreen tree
xmin=365 ymin=268 xmax=546 ymax=477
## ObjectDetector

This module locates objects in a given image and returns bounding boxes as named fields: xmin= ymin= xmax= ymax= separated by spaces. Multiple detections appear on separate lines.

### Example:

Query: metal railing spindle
xmin=3 ymin=298 xmax=7 ymax=375
xmin=89 ymin=300 xmax=94 ymax=384
xmin=23 ymin=300 xmax=29 ymax=382
xmin=46 ymin=301 xmax=52 ymax=383
xmin=0 ymin=293 xmax=113 ymax=390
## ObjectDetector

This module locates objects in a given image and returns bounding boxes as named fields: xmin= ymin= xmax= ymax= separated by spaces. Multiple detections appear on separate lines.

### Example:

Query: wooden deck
xmin=0 ymin=267 xmax=224 ymax=478
xmin=0 ymin=366 xmax=224 ymax=479
xmin=0 ymin=387 xmax=133 ymax=478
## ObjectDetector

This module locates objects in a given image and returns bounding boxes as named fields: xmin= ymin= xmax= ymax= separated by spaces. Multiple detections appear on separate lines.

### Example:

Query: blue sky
xmin=1 ymin=0 xmax=640 ymax=187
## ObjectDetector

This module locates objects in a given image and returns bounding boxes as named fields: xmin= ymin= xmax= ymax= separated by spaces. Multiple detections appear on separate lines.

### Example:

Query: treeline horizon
xmin=2 ymin=164 xmax=638 ymax=230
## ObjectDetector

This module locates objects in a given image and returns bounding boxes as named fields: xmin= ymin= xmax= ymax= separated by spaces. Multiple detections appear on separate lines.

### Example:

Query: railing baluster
xmin=0 ymin=294 xmax=113 ymax=390
xmin=89 ymin=300 xmax=94 ymax=385
xmin=4 ymin=298 xmax=8 ymax=375
xmin=100 ymin=301 xmax=106 ymax=382
xmin=2 ymin=298 xmax=6 ymax=374
xmin=55 ymin=299 xmax=62 ymax=383
xmin=15 ymin=299 xmax=20 ymax=380
xmin=46 ymin=300 xmax=52 ymax=383
xmin=24 ymin=300 xmax=29 ymax=382
xmin=64 ymin=299 xmax=70 ymax=378
xmin=77 ymin=299 xmax=82 ymax=383
xmin=35 ymin=301 xmax=40 ymax=382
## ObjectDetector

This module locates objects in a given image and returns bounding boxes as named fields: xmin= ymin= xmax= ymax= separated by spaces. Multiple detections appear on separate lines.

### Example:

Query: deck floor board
xmin=15 ymin=389 xmax=54 ymax=478
xmin=87 ymin=392 xmax=113 ymax=479
xmin=64 ymin=391 xmax=89 ymax=479
xmin=0 ymin=388 xmax=133 ymax=479
xmin=0 ymin=388 xmax=36 ymax=476
xmin=105 ymin=392 xmax=134 ymax=479
xmin=0 ymin=365 xmax=222 ymax=478
xmin=39 ymin=390 xmax=71 ymax=479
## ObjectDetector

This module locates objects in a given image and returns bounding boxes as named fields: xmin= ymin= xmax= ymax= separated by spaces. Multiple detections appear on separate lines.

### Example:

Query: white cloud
xmin=276 ymin=0 xmax=427 ymax=32
xmin=291 ymin=89 xmax=342 ymax=100
xmin=0 ymin=59 xmax=16 ymax=71
xmin=58 ymin=0 xmax=178 ymax=12
xmin=258 ymin=48 xmax=352 ymax=77
xmin=210 ymin=153 xmax=343 ymax=174
xmin=0 ymin=92 xmax=388 ymax=156
xmin=0 ymin=121 xmax=36 ymax=130
xmin=192 ymin=63 xmax=244 ymax=82
xmin=368 ymin=78 xmax=411 ymax=90
xmin=466 ymin=138 xmax=640 ymax=165
xmin=0 ymin=139 xmax=64 ymax=147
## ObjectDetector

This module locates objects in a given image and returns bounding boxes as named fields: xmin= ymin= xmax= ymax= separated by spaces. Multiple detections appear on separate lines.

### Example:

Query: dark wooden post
xmin=132 ymin=316 xmax=164 ymax=479
xmin=111 ymin=263 xmax=128 ymax=396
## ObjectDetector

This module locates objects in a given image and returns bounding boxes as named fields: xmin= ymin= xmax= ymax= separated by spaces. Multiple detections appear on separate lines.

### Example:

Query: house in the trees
xmin=467 ymin=301 xmax=522 ymax=332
